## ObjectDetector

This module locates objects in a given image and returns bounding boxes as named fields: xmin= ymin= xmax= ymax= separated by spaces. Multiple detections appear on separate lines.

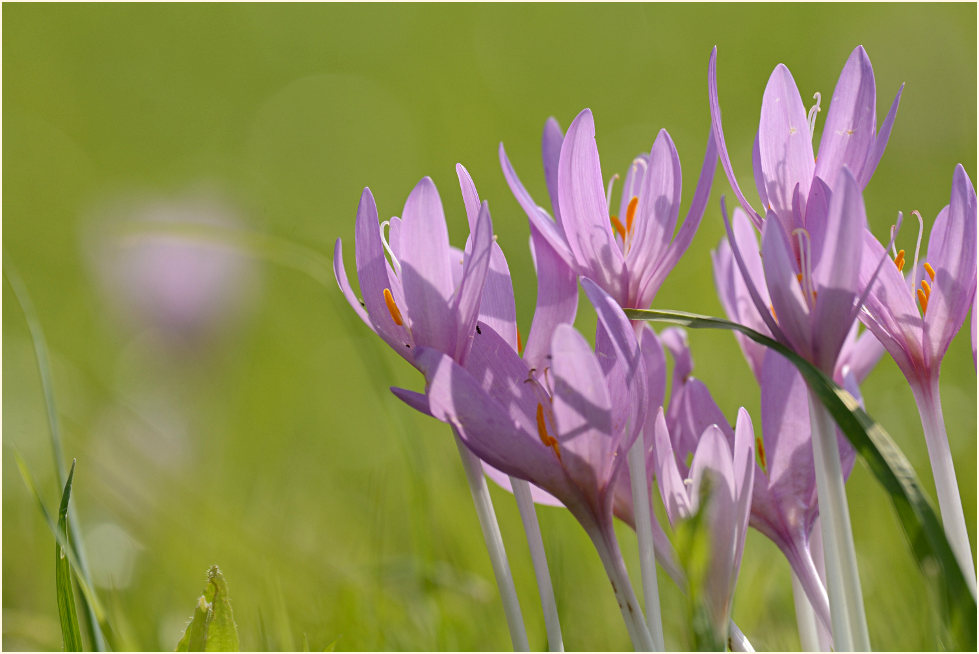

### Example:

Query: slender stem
xmin=807 ymin=389 xmax=869 ymax=651
xmin=627 ymin=438 xmax=665 ymax=650
xmin=510 ymin=477 xmax=564 ymax=652
xmin=453 ymin=434 xmax=529 ymax=651
xmin=588 ymin=524 xmax=656 ymax=651
xmin=792 ymin=570 xmax=821 ymax=651
xmin=728 ymin=620 xmax=755 ymax=652
xmin=911 ymin=378 xmax=977 ymax=596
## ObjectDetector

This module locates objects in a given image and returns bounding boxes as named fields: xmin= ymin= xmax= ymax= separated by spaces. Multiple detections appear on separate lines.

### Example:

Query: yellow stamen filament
xmin=383 ymin=288 xmax=404 ymax=326
xmin=894 ymin=249 xmax=906 ymax=272
xmin=536 ymin=403 xmax=561 ymax=460
xmin=610 ymin=215 xmax=626 ymax=240
xmin=625 ymin=196 xmax=639 ymax=233
xmin=755 ymin=435 xmax=768 ymax=473
xmin=924 ymin=262 xmax=935 ymax=281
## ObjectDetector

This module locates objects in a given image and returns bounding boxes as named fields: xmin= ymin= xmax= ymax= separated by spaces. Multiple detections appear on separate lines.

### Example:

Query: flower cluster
xmin=335 ymin=45 xmax=976 ymax=651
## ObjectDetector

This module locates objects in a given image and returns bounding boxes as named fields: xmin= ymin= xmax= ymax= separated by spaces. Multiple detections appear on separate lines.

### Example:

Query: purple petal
xmin=452 ymin=201 xmax=494 ymax=362
xmin=757 ymin=64 xmax=814 ymax=220
xmin=333 ymin=237 xmax=370 ymax=325
xmin=652 ymin=407 xmax=690 ymax=526
xmin=418 ymin=348 xmax=573 ymax=496
xmin=523 ymin=222 xmax=579 ymax=371
xmin=399 ymin=177 xmax=456 ymax=349
xmin=499 ymin=141 xmax=574 ymax=262
xmin=465 ymin=320 xmax=541 ymax=436
xmin=542 ymin=117 xmax=565 ymax=224
xmin=752 ymin=132 xmax=768 ymax=211
xmin=354 ymin=187 xmax=411 ymax=350
xmin=627 ymin=130 xmax=682 ymax=276
xmin=390 ymin=386 xmax=431 ymax=416
xmin=814 ymin=46 xmax=876 ymax=190
xmin=640 ymin=326 xmax=668 ymax=412
xmin=810 ymin=168 xmax=867 ymax=372
xmin=835 ymin=324 xmax=884 ymax=385
xmin=858 ymin=84 xmax=904 ymax=189
xmin=732 ymin=408 xmax=755 ymax=578
xmin=456 ymin=163 xmax=481 ymax=233
xmin=761 ymin=215 xmax=811 ymax=358
xmin=558 ymin=109 xmax=627 ymax=301
xmin=477 ymin=243 xmax=519 ymax=352
xmin=923 ymin=165 xmax=978 ymax=368
xmin=709 ymin=47 xmax=762 ymax=227
xmin=689 ymin=424 xmax=737 ymax=534
xmin=551 ymin=323 xmax=616 ymax=491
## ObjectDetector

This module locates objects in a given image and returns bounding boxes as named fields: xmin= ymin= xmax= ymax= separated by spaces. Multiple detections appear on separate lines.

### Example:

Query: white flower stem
xmin=627 ymin=438 xmax=666 ymax=650
xmin=589 ymin=525 xmax=656 ymax=651
xmin=510 ymin=477 xmax=564 ymax=651
xmin=807 ymin=389 xmax=869 ymax=651
xmin=453 ymin=433 xmax=529 ymax=651
xmin=792 ymin=570 xmax=821 ymax=651
xmin=911 ymin=379 xmax=977 ymax=597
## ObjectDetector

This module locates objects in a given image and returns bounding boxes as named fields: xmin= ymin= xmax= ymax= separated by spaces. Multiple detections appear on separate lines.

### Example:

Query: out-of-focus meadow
xmin=3 ymin=4 xmax=976 ymax=651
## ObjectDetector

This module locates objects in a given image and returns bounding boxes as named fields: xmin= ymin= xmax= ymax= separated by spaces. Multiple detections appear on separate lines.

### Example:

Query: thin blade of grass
xmin=56 ymin=459 xmax=83 ymax=652
xmin=4 ymin=263 xmax=107 ymax=651
xmin=625 ymin=308 xmax=977 ymax=650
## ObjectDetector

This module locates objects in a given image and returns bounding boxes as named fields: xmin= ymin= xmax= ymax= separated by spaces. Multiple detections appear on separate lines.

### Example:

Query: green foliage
xmin=627 ymin=308 xmax=978 ymax=651
xmin=175 ymin=567 xmax=241 ymax=652
xmin=56 ymin=460 xmax=83 ymax=652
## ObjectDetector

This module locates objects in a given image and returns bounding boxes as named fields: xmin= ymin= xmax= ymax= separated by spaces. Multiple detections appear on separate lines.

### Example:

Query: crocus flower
xmin=333 ymin=167 xmax=495 ymax=368
xmin=500 ymin=109 xmax=717 ymax=309
xmin=652 ymin=402 xmax=755 ymax=644
xmin=857 ymin=164 xmax=978 ymax=588
xmin=712 ymin=206 xmax=884 ymax=384
xmin=418 ymin=279 xmax=656 ymax=649
xmin=708 ymin=45 xmax=903 ymax=232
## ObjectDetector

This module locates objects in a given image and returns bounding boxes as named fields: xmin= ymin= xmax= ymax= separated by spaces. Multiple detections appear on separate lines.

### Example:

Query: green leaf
xmin=175 ymin=566 xmax=240 ymax=652
xmin=626 ymin=308 xmax=977 ymax=650
xmin=56 ymin=459 xmax=83 ymax=652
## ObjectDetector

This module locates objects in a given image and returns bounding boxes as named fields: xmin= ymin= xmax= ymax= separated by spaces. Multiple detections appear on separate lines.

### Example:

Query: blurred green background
xmin=3 ymin=3 xmax=976 ymax=651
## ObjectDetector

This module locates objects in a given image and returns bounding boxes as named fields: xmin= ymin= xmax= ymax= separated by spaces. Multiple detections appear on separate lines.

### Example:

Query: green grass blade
xmin=56 ymin=459 xmax=83 ymax=652
xmin=625 ymin=308 xmax=977 ymax=650
xmin=175 ymin=566 xmax=240 ymax=652
xmin=4 ymin=263 xmax=107 ymax=651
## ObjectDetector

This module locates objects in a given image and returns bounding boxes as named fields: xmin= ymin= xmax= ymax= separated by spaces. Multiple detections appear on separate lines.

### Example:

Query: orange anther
xmin=924 ymin=262 xmax=936 ymax=281
xmin=610 ymin=215 xmax=626 ymax=240
xmin=517 ymin=327 xmax=523 ymax=354
xmin=625 ymin=196 xmax=639 ymax=233
xmin=917 ymin=288 xmax=929 ymax=315
xmin=536 ymin=403 xmax=561 ymax=460
xmin=796 ymin=273 xmax=803 ymax=285
xmin=894 ymin=249 xmax=906 ymax=272
xmin=383 ymin=288 xmax=404 ymax=326
xmin=755 ymin=436 xmax=767 ymax=473
xmin=769 ymin=304 xmax=778 ymax=322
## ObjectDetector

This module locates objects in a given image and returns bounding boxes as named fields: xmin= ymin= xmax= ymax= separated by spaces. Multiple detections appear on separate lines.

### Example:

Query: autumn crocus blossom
xmin=419 ymin=279 xmax=656 ymax=650
xmin=858 ymin=164 xmax=978 ymax=591
xmin=500 ymin=109 xmax=717 ymax=309
xmin=709 ymin=45 xmax=903 ymax=232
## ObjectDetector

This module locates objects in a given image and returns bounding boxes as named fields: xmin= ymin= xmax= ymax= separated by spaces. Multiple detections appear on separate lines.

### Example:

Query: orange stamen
xmin=796 ymin=273 xmax=803 ymax=285
xmin=536 ymin=403 xmax=561 ymax=460
xmin=383 ymin=288 xmax=404 ymax=326
xmin=894 ymin=249 xmax=906 ymax=272
xmin=769 ymin=304 xmax=778 ymax=322
xmin=610 ymin=215 xmax=626 ymax=240
xmin=755 ymin=435 xmax=768 ymax=473
xmin=517 ymin=327 xmax=523 ymax=354
xmin=924 ymin=262 xmax=935 ymax=281
xmin=625 ymin=196 xmax=639 ymax=233
xmin=917 ymin=288 xmax=929 ymax=315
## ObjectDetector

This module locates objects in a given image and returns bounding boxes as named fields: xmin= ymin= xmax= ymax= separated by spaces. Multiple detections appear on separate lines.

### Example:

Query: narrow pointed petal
xmin=542 ymin=117 xmax=565 ymax=224
xmin=456 ymin=163 xmax=481 ymax=233
xmin=636 ymin=129 xmax=718 ymax=308
xmin=652 ymin=408 xmax=690 ymax=526
xmin=524 ymin=222 xmax=579 ymax=371
xmin=453 ymin=201 xmax=494 ymax=362
xmin=355 ymin=187 xmax=410 ymax=349
xmin=628 ymin=130 xmax=683 ymax=273
xmin=761 ymin=215 xmax=811 ymax=358
xmin=333 ymin=237 xmax=370 ymax=325
xmin=558 ymin=109 xmax=627 ymax=300
xmin=731 ymin=410 xmax=756 ymax=580
xmin=811 ymin=168 xmax=867 ymax=372
xmin=418 ymin=348 xmax=571 ymax=494
xmin=399 ymin=177 xmax=455 ymax=348
xmin=924 ymin=165 xmax=978 ymax=368
xmin=814 ymin=46 xmax=877 ymax=189
xmin=478 ymin=243 xmax=519 ymax=352
xmin=500 ymin=141 xmax=574 ymax=260
xmin=709 ymin=47 xmax=762 ymax=227
xmin=551 ymin=323 xmax=616 ymax=491
xmin=757 ymin=64 xmax=814 ymax=219
xmin=390 ymin=386 xmax=431 ymax=416
xmin=752 ymin=132 xmax=768 ymax=211
xmin=858 ymin=83 xmax=904 ymax=188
